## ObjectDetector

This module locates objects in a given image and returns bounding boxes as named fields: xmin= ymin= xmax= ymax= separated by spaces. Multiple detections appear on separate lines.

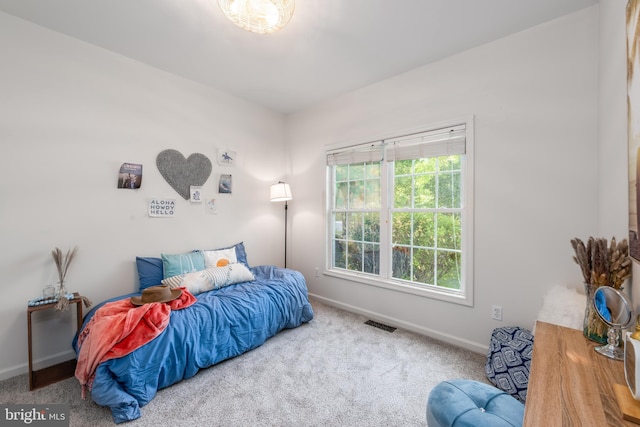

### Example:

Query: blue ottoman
xmin=426 ymin=380 xmax=524 ymax=427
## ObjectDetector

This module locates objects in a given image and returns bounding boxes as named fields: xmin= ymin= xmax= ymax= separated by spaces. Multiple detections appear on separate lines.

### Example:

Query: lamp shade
xmin=218 ymin=0 xmax=295 ymax=35
xmin=270 ymin=182 xmax=292 ymax=202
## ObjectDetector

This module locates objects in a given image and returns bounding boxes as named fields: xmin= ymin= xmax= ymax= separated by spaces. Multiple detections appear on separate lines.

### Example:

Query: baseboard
xmin=0 ymin=350 xmax=76 ymax=382
xmin=308 ymin=293 xmax=489 ymax=355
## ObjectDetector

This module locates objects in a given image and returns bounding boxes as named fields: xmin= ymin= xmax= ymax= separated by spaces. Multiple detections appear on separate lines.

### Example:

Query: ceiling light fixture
xmin=218 ymin=0 xmax=295 ymax=35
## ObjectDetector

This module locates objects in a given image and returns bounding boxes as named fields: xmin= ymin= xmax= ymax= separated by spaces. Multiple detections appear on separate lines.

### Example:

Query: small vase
xmin=43 ymin=284 xmax=55 ymax=299
xmin=583 ymin=282 xmax=608 ymax=344
xmin=57 ymin=281 xmax=67 ymax=298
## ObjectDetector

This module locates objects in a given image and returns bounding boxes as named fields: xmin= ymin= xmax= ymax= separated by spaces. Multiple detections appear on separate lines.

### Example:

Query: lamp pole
xmin=284 ymin=200 xmax=288 ymax=268
xmin=270 ymin=181 xmax=292 ymax=269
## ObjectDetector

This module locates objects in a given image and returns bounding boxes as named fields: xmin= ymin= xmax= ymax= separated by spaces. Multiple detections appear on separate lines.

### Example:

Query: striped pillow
xmin=161 ymin=263 xmax=255 ymax=295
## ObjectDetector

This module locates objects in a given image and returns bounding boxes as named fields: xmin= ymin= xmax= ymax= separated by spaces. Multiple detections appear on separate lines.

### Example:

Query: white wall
xmin=286 ymin=6 xmax=600 ymax=352
xmin=0 ymin=12 xmax=288 ymax=379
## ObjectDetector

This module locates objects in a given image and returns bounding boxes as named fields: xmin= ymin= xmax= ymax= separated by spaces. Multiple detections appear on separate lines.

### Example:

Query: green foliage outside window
xmin=331 ymin=155 xmax=462 ymax=290
xmin=392 ymin=156 xmax=462 ymax=289
xmin=333 ymin=163 xmax=381 ymax=274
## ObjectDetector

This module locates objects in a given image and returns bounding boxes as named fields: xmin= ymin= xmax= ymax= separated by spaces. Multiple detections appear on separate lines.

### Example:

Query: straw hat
xmin=130 ymin=285 xmax=182 ymax=306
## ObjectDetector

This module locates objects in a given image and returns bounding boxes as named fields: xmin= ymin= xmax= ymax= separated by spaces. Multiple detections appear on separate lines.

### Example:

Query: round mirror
xmin=593 ymin=286 xmax=634 ymax=360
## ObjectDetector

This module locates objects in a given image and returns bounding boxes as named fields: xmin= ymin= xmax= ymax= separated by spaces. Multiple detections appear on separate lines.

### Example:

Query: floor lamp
xmin=270 ymin=181 xmax=292 ymax=268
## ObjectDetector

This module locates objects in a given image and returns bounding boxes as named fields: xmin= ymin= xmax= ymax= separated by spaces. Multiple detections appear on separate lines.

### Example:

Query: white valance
xmin=327 ymin=124 xmax=466 ymax=166
xmin=386 ymin=125 xmax=466 ymax=162
xmin=326 ymin=142 xmax=384 ymax=166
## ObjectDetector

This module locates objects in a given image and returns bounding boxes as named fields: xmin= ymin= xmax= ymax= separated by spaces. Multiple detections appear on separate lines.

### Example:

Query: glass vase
xmin=43 ymin=284 xmax=55 ymax=299
xmin=583 ymin=282 xmax=608 ymax=344
xmin=56 ymin=281 xmax=67 ymax=298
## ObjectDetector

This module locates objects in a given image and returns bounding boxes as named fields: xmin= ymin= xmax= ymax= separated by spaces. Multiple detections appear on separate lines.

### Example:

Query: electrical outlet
xmin=491 ymin=305 xmax=503 ymax=321
xmin=315 ymin=267 xmax=319 ymax=277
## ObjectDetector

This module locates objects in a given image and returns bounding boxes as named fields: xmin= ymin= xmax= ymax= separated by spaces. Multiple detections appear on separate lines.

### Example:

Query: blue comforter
xmin=73 ymin=265 xmax=314 ymax=423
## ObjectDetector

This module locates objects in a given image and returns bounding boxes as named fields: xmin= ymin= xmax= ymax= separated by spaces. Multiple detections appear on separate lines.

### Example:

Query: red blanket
xmin=75 ymin=288 xmax=196 ymax=397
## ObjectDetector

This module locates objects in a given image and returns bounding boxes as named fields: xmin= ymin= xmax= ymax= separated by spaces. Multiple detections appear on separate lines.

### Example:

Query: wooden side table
xmin=27 ymin=292 xmax=83 ymax=391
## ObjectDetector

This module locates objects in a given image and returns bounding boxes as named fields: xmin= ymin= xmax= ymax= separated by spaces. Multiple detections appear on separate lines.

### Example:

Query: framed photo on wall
xmin=218 ymin=150 xmax=236 ymax=166
xmin=219 ymin=174 xmax=232 ymax=194
xmin=117 ymin=163 xmax=142 ymax=189
xmin=190 ymin=186 xmax=202 ymax=203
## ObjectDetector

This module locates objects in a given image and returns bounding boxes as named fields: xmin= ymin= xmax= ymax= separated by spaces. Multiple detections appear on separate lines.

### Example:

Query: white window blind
xmin=386 ymin=125 xmax=466 ymax=162
xmin=326 ymin=142 xmax=384 ymax=166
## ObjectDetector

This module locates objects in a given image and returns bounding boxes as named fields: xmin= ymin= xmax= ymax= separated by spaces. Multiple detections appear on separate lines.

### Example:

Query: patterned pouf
xmin=485 ymin=326 xmax=534 ymax=403
xmin=426 ymin=379 xmax=524 ymax=427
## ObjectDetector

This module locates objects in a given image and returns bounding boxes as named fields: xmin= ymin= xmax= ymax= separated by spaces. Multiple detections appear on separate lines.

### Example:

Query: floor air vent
xmin=364 ymin=320 xmax=396 ymax=333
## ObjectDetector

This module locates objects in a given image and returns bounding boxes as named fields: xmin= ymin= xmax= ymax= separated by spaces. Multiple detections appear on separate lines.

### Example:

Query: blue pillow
xmin=196 ymin=242 xmax=250 ymax=268
xmin=135 ymin=257 xmax=164 ymax=291
xmin=161 ymin=252 xmax=205 ymax=279
xmin=485 ymin=326 xmax=534 ymax=403
xmin=233 ymin=242 xmax=250 ymax=268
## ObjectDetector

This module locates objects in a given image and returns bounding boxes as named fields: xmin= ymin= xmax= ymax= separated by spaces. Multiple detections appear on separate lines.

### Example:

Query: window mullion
xmin=410 ymin=160 xmax=416 ymax=282
xmin=433 ymin=158 xmax=438 ymax=286
xmin=379 ymin=158 xmax=391 ymax=279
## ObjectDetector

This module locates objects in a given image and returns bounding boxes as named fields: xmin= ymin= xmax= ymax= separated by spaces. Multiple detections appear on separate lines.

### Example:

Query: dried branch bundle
xmin=51 ymin=246 xmax=78 ymax=286
xmin=571 ymin=237 xmax=631 ymax=289
xmin=51 ymin=246 xmax=78 ymax=311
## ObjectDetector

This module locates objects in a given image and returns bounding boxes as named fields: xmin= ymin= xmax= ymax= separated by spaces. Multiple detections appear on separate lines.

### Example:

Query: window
xmin=326 ymin=119 xmax=473 ymax=306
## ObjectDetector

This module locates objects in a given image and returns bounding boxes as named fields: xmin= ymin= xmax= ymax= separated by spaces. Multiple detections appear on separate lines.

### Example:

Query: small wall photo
xmin=219 ymin=174 xmax=232 ymax=194
xmin=117 ymin=163 xmax=142 ymax=189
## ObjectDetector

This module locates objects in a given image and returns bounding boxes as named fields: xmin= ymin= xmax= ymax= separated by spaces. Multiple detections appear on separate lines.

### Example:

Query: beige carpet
xmin=0 ymin=298 xmax=487 ymax=426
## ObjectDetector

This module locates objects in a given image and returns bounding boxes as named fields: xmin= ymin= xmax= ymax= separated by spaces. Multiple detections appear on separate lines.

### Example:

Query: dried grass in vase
xmin=570 ymin=237 xmax=631 ymax=289
xmin=51 ymin=246 xmax=78 ymax=311
xmin=571 ymin=236 xmax=631 ymax=343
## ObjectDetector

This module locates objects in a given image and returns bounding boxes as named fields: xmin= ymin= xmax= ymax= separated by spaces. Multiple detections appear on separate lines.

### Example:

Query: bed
xmin=72 ymin=243 xmax=314 ymax=423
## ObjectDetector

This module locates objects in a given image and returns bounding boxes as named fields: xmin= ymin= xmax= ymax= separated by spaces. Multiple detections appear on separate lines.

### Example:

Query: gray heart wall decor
xmin=156 ymin=149 xmax=212 ymax=200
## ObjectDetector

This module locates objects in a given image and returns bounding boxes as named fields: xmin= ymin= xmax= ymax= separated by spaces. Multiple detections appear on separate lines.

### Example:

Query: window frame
xmin=324 ymin=117 xmax=474 ymax=306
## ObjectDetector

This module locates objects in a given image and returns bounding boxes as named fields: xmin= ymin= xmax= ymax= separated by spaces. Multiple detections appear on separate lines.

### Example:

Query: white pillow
xmin=226 ymin=263 xmax=255 ymax=285
xmin=162 ymin=263 xmax=255 ymax=295
xmin=202 ymin=248 xmax=238 ymax=268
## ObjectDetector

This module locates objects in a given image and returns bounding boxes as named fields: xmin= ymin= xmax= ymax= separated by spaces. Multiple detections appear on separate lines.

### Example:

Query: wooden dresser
xmin=524 ymin=321 xmax=636 ymax=426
